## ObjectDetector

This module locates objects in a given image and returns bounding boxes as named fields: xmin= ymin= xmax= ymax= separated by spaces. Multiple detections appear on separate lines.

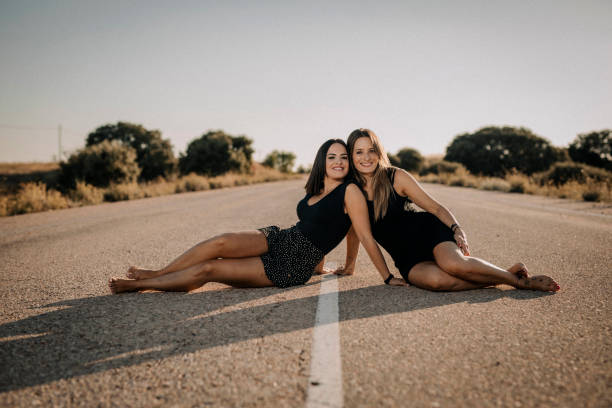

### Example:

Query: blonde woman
xmin=335 ymin=128 xmax=560 ymax=292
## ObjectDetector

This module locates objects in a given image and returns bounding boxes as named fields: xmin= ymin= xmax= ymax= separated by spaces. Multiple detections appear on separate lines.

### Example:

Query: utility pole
xmin=58 ymin=124 xmax=62 ymax=162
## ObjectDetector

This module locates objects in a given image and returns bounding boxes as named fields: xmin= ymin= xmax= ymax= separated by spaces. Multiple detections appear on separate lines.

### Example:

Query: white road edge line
xmin=306 ymin=274 xmax=343 ymax=408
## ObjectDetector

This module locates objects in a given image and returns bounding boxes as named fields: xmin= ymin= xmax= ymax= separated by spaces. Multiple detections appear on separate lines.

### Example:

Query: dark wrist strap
xmin=384 ymin=274 xmax=394 ymax=285
xmin=450 ymin=223 xmax=460 ymax=233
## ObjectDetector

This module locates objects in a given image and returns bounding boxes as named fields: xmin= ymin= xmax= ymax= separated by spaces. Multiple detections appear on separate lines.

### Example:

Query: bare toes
xmin=529 ymin=275 xmax=560 ymax=292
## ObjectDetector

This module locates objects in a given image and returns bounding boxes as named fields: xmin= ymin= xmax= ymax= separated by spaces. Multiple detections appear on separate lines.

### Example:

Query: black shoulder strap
xmin=387 ymin=167 xmax=397 ymax=184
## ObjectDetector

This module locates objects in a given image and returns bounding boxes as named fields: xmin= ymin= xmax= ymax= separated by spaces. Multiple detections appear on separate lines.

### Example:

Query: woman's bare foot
xmin=517 ymin=275 xmax=560 ymax=292
xmin=127 ymin=266 xmax=158 ymax=280
xmin=508 ymin=262 xmax=529 ymax=279
xmin=109 ymin=277 xmax=139 ymax=294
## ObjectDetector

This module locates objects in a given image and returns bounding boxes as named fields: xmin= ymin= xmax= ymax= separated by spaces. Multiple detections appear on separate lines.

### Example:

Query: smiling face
xmin=351 ymin=136 xmax=379 ymax=176
xmin=325 ymin=142 xmax=349 ymax=180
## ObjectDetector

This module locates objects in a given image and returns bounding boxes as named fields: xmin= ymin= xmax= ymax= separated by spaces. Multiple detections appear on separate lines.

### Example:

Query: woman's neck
xmin=361 ymin=172 xmax=374 ymax=187
xmin=322 ymin=176 xmax=343 ymax=194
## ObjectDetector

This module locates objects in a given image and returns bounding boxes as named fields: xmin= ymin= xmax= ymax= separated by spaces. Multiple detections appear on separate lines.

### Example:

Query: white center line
xmin=306 ymin=274 xmax=343 ymax=408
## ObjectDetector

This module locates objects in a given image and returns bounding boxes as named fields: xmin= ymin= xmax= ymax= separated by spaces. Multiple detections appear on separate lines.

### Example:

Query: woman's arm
xmin=334 ymin=226 xmax=359 ymax=275
xmin=344 ymin=184 xmax=407 ymax=286
xmin=393 ymin=169 xmax=470 ymax=255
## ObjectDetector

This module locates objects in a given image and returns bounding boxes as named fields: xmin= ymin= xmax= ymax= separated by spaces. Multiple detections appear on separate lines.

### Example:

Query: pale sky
xmin=1 ymin=0 xmax=610 ymax=166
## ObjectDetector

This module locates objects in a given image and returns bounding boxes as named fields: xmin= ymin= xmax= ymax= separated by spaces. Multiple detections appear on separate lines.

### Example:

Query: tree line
xmin=387 ymin=127 xmax=611 ymax=184
xmin=59 ymin=122 xmax=297 ymax=189
xmin=60 ymin=121 xmax=610 ymax=190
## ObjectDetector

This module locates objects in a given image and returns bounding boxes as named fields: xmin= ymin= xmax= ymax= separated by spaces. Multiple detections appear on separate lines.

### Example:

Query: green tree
xmin=179 ymin=130 xmax=253 ymax=176
xmin=263 ymin=150 xmax=297 ymax=173
xmin=60 ymin=140 xmax=140 ymax=188
xmin=387 ymin=153 xmax=401 ymax=167
xmin=86 ymin=121 xmax=177 ymax=181
xmin=568 ymin=130 xmax=611 ymax=171
xmin=444 ymin=126 xmax=558 ymax=176
xmin=396 ymin=148 xmax=424 ymax=172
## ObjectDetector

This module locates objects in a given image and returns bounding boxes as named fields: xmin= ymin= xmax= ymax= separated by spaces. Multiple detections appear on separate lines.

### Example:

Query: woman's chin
xmin=356 ymin=167 xmax=376 ymax=176
xmin=327 ymin=172 xmax=347 ymax=181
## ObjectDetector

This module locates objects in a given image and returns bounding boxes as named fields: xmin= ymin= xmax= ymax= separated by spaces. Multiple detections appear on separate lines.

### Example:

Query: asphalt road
xmin=0 ymin=179 xmax=610 ymax=407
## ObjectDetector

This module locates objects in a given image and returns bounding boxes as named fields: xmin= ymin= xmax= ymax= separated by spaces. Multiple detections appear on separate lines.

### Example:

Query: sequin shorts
xmin=258 ymin=225 xmax=324 ymax=288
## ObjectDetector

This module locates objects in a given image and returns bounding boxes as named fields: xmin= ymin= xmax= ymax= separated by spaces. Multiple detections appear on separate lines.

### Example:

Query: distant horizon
xmin=1 ymin=1 xmax=610 ymax=165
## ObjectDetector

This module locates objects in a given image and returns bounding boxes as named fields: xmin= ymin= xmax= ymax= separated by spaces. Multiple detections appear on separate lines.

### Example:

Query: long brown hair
xmin=347 ymin=128 xmax=393 ymax=221
xmin=305 ymin=139 xmax=348 ymax=195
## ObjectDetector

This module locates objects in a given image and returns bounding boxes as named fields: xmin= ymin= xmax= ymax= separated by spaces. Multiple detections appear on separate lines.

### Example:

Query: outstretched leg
xmin=128 ymin=230 xmax=268 ymax=279
xmin=112 ymin=257 xmax=273 ymax=293
xmin=407 ymin=261 xmax=488 ymax=291
xmin=433 ymin=242 xmax=560 ymax=292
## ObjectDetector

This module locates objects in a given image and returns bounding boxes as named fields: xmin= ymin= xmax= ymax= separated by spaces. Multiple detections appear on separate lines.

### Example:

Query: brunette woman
xmin=108 ymin=139 xmax=406 ymax=293
xmin=336 ymin=128 xmax=560 ymax=292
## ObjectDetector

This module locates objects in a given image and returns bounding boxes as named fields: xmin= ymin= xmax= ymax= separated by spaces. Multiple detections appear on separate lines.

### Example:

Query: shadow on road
xmin=0 ymin=281 xmax=551 ymax=392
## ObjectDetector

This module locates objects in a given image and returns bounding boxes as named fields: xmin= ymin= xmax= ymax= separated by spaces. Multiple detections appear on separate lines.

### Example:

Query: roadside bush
xmin=536 ymin=161 xmax=612 ymax=186
xmin=480 ymin=178 xmax=511 ymax=192
xmin=387 ymin=153 xmax=401 ymax=167
xmin=179 ymin=130 xmax=253 ymax=176
xmin=103 ymin=182 xmax=144 ymax=202
xmin=448 ymin=168 xmax=479 ymax=188
xmin=11 ymin=182 xmax=70 ymax=214
xmin=582 ymin=190 xmax=600 ymax=202
xmin=568 ymin=130 xmax=611 ymax=171
xmin=60 ymin=140 xmax=141 ymax=188
xmin=0 ymin=196 xmax=8 ymax=217
xmin=70 ymin=181 xmax=104 ymax=205
xmin=263 ymin=150 xmax=297 ymax=173
xmin=141 ymin=178 xmax=177 ymax=198
xmin=396 ymin=148 xmax=424 ymax=172
xmin=296 ymin=165 xmax=312 ymax=174
xmin=505 ymin=172 xmax=537 ymax=194
xmin=87 ymin=122 xmax=177 ymax=181
xmin=175 ymin=173 xmax=210 ymax=192
xmin=445 ymin=126 xmax=558 ymax=176
xmin=420 ymin=160 xmax=465 ymax=176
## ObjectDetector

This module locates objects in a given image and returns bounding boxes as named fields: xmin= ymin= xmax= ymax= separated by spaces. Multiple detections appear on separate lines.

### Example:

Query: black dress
xmin=258 ymin=181 xmax=353 ymax=288
xmin=368 ymin=168 xmax=455 ymax=282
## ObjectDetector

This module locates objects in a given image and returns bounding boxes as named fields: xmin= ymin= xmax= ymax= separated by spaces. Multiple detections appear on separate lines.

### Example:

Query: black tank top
xmin=296 ymin=181 xmax=353 ymax=254
xmin=367 ymin=168 xmax=413 ymax=260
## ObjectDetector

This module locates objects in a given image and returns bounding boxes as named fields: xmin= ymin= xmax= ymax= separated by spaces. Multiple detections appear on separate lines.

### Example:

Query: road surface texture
xmin=1 ymin=179 xmax=610 ymax=407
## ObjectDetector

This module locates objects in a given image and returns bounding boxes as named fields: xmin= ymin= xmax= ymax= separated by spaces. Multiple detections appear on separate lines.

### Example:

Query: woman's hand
xmin=388 ymin=277 xmax=409 ymax=286
xmin=454 ymin=228 xmax=470 ymax=256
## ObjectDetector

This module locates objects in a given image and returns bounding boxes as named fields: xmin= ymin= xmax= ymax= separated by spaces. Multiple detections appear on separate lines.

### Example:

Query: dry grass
xmin=0 ymin=164 xmax=302 ymax=217
xmin=104 ymin=182 xmax=145 ymax=202
xmin=419 ymin=166 xmax=611 ymax=203
xmin=479 ymin=178 xmax=511 ymax=192
xmin=448 ymin=168 xmax=479 ymax=188
xmin=3 ymin=182 xmax=70 ymax=215
xmin=70 ymin=181 xmax=105 ymax=205
xmin=175 ymin=173 xmax=211 ymax=192
xmin=0 ymin=162 xmax=60 ymax=175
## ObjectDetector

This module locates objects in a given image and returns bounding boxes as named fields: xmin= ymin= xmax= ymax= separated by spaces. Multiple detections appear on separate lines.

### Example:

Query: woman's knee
xmin=194 ymin=261 xmax=215 ymax=280
xmin=420 ymin=274 xmax=447 ymax=291
xmin=437 ymin=254 xmax=471 ymax=277
xmin=208 ymin=233 xmax=234 ymax=254
xmin=409 ymin=264 xmax=445 ymax=291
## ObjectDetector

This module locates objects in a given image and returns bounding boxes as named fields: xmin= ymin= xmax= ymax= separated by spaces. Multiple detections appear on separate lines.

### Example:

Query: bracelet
xmin=384 ymin=274 xmax=394 ymax=285
xmin=450 ymin=223 xmax=461 ymax=233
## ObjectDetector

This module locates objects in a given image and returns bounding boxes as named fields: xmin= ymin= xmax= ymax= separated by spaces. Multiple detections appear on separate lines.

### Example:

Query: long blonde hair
xmin=347 ymin=128 xmax=394 ymax=221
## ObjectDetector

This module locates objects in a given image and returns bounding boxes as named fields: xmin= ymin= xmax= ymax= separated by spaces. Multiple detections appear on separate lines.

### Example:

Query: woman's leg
xmin=111 ymin=257 xmax=273 ymax=293
xmin=407 ymin=261 xmax=488 ymax=291
xmin=128 ymin=231 xmax=269 ymax=279
xmin=433 ymin=242 xmax=560 ymax=291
